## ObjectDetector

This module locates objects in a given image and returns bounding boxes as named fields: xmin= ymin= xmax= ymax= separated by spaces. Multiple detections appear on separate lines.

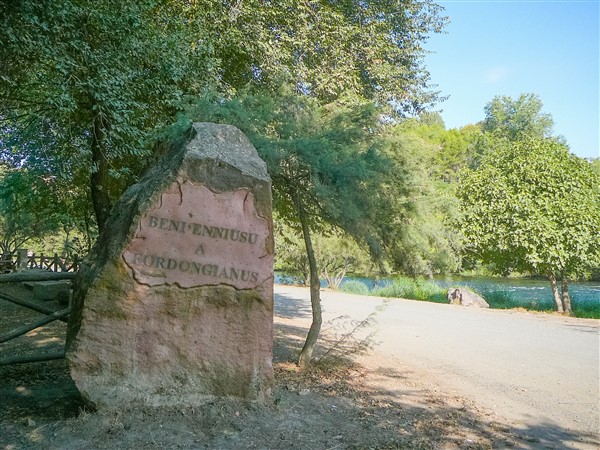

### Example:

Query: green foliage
xmin=191 ymin=0 xmax=447 ymax=112
xmin=0 ymin=168 xmax=63 ymax=254
xmin=0 ymin=0 xmax=216 ymax=228
xmin=275 ymin=221 xmax=377 ymax=287
xmin=474 ymin=288 xmax=552 ymax=312
xmin=457 ymin=135 xmax=600 ymax=280
xmin=1 ymin=0 xmax=448 ymax=274
xmin=0 ymin=165 xmax=96 ymax=255
xmin=371 ymin=277 xmax=446 ymax=303
xmin=571 ymin=297 xmax=600 ymax=319
xmin=189 ymin=89 xmax=400 ymax=260
xmin=482 ymin=93 xmax=554 ymax=141
xmin=476 ymin=288 xmax=598 ymax=318
xmin=475 ymin=289 xmax=518 ymax=309
xmin=340 ymin=280 xmax=371 ymax=296
xmin=1 ymin=0 xmax=447 ymax=226
xmin=435 ymin=125 xmax=483 ymax=180
xmin=374 ymin=122 xmax=463 ymax=276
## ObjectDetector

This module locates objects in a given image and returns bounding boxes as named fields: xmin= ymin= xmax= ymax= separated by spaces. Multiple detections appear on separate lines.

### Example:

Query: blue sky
xmin=423 ymin=0 xmax=599 ymax=159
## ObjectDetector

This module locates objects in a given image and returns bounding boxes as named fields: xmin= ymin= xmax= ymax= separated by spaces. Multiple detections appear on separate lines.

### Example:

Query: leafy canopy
xmin=457 ymin=136 xmax=600 ymax=278
xmin=482 ymin=93 xmax=554 ymax=141
xmin=188 ymin=88 xmax=396 ymax=256
xmin=1 ymin=0 xmax=448 ymax=233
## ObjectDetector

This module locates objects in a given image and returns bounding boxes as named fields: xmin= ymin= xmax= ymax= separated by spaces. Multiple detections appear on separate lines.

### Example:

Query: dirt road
xmin=275 ymin=285 xmax=600 ymax=447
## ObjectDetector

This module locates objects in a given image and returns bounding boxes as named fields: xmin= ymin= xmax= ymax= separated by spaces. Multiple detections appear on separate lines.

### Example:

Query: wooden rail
xmin=0 ymin=271 xmax=77 ymax=283
xmin=0 ymin=263 xmax=77 ymax=365
xmin=0 ymin=351 xmax=66 ymax=366
xmin=0 ymin=307 xmax=71 ymax=343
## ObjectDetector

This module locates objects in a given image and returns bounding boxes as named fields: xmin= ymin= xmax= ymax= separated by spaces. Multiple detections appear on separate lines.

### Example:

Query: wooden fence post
xmin=16 ymin=249 xmax=28 ymax=272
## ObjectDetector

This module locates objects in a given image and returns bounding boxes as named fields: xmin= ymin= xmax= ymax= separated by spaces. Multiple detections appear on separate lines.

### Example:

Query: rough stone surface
xmin=447 ymin=288 xmax=490 ymax=308
xmin=66 ymin=123 xmax=274 ymax=409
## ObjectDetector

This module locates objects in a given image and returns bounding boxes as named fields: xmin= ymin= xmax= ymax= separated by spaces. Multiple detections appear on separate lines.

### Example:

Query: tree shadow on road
xmin=271 ymin=321 xmax=600 ymax=450
xmin=274 ymin=291 xmax=312 ymax=319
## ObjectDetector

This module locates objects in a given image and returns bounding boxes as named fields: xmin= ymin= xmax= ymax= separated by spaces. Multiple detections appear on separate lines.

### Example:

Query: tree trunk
xmin=561 ymin=277 xmax=573 ymax=315
xmin=548 ymin=273 xmax=564 ymax=313
xmin=90 ymin=115 xmax=112 ymax=234
xmin=296 ymin=197 xmax=322 ymax=370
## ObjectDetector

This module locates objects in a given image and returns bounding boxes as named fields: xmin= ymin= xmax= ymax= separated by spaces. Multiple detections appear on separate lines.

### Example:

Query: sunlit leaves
xmin=457 ymin=136 xmax=600 ymax=279
xmin=483 ymin=93 xmax=554 ymax=142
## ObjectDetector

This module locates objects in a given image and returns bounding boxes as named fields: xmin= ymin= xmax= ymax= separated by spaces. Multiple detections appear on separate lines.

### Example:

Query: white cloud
xmin=484 ymin=66 xmax=510 ymax=84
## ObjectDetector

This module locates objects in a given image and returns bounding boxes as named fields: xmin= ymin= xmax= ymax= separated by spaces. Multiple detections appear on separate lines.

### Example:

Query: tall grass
xmin=476 ymin=289 xmax=599 ymax=319
xmin=371 ymin=277 xmax=447 ymax=303
xmin=571 ymin=295 xmax=600 ymax=319
xmin=478 ymin=289 xmax=553 ymax=312
xmin=339 ymin=280 xmax=370 ymax=296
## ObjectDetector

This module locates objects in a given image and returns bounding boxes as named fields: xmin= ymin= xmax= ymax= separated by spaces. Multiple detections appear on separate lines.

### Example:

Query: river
xmin=428 ymin=275 xmax=599 ymax=305
xmin=275 ymin=273 xmax=599 ymax=305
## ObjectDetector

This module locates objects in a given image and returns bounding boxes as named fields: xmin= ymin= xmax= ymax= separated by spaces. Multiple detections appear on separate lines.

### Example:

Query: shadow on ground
xmin=1 ymin=287 xmax=597 ymax=449
xmin=273 ymin=291 xmax=312 ymax=319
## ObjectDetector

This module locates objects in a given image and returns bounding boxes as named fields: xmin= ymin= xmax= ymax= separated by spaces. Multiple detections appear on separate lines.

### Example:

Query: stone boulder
xmin=66 ymin=123 xmax=274 ymax=409
xmin=447 ymin=287 xmax=489 ymax=308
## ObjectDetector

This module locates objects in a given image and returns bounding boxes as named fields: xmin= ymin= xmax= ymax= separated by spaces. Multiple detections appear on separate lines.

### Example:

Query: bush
xmin=478 ymin=289 xmax=520 ymax=309
xmin=340 ymin=280 xmax=370 ymax=296
xmin=371 ymin=277 xmax=446 ymax=303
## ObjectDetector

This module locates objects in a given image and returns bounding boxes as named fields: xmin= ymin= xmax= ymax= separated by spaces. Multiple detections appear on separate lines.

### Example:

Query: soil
xmin=0 ymin=283 xmax=573 ymax=449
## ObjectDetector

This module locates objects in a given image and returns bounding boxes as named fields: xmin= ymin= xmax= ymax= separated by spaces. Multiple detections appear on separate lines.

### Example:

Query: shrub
xmin=371 ymin=277 xmax=446 ymax=302
xmin=340 ymin=280 xmax=370 ymax=296
xmin=478 ymin=288 xmax=554 ymax=311
xmin=478 ymin=289 xmax=520 ymax=309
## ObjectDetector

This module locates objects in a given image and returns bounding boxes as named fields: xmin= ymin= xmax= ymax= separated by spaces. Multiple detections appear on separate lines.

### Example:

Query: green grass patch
xmin=371 ymin=277 xmax=447 ymax=303
xmin=340 ymin=280 xmax=370 ymax=296
xmin=477 ymin=288 xmax=555 ymax=312
xmin=478 ymin=289 xmax=599 ymax=318
xmin=571 ymin=296 xmax=600 ymax=319
xmin=477 ymin=289 xmax=518 ymax=309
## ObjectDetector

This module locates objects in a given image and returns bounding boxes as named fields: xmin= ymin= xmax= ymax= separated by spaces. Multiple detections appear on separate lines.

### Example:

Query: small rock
xmin=27 ymin=418 xmax=36 ymax=427
xmin=298 ymin=388 xmax=310 ymax=396
xmin=447 ymin=288 xmax=490 ymax=308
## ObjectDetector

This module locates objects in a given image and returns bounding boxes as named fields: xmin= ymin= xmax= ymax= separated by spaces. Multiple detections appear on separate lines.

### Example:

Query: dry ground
xmin=0 ymin=283 xmax=583 ymax=449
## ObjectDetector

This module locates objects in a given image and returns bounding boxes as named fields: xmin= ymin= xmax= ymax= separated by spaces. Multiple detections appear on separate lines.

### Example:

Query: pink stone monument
xmin=66 ymin=123 xmax=274 ymax=408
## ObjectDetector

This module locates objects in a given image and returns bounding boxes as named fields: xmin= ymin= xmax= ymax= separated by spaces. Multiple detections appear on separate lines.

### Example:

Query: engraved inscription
xmin=123 ymin=181 xmax=271 ymax=289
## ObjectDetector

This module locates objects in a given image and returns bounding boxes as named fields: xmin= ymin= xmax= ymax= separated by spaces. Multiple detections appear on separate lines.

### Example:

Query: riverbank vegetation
xmin=338 ymin=278 xmax=600 ymax=319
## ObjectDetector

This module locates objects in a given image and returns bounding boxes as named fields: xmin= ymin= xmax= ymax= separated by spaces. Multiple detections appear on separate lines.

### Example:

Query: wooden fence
xmin=0 ymin=250 xmax=79 ymax=365
xmin=0 ymin=250 xmax=80 ymax=273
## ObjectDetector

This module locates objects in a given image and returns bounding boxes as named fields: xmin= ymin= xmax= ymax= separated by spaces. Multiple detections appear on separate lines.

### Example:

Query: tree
xmin=275 ymin=222 xmax=376 ymax=289
xmin=482 ymin=93 xmax=554 ymax=141
xmin=190 ymin=0 xmax=447 ymax=111
xmin=457 ymin=136 xmax=600 ymax=314
xmin=0 ymin=0 xmax=215 ymax=231
xmin=189 ymin=89 xmax=407 ymax=367
xmin=0 ymin=166 xmax=65 ymax=255
xmin=2 ymin=0 xmax=448 ymax=368
xmin=1 ymin=0 xmax=447 ymax=234
xmin=374 ymin=119 xmax=463 ymax=276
